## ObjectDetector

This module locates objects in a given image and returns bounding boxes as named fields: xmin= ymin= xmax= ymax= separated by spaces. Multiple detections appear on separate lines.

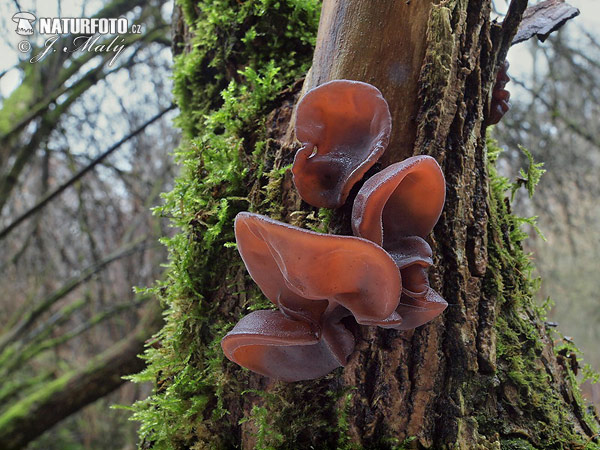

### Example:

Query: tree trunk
xmin=133 ymin=1 xmax=600 ymax=448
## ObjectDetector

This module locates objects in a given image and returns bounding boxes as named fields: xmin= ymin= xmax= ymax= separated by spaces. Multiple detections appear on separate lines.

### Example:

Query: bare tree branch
xmin=0 ymin=294 xmax=151 ymax=377
xmin=0 ymin=301 xmax=163 ymax=450
xmin=0 ymin=104 xmax=175 ymax=241
xmin=0 ymin=237 xmax=154 ymax=352
xmin=511 ymin=76 xmax=600 ymax=150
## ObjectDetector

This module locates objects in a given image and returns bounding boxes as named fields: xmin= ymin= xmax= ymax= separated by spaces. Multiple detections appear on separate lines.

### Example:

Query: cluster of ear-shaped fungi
xmin=221 ymin=80 xmax=447 ymax=382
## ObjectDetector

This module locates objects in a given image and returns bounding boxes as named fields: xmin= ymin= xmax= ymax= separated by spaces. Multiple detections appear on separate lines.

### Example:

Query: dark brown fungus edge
xmin=221 ymin=309 xmax=354 ymax=382
xmin=293 ymin=79 xmax=392 ymax=209
xmin=487 ymin=60 xmax=511 ymax=126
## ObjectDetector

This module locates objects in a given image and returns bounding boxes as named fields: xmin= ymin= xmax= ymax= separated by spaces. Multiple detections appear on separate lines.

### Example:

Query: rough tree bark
xmin=135 ymin=1 xmax=600 ymax=449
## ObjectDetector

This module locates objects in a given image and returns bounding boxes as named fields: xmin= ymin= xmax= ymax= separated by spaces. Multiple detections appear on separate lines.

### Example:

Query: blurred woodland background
xmin=0 ymin=0 xmax=597 ymax=448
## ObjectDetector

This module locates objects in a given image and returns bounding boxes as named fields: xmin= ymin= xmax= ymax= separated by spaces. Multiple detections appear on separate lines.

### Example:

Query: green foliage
xmin=172 ymin=0 xmax=319 ymax=139
xmin=129 ymin=1 xmax=320 ymax=448
xmin=553 ymin=337 xmax=600 ymax=437
xmin=488 ymin=143 xmax=546 ymax=241
xmin=383 ymin=436 xmax=417 ymax=450
xmin=131 ymin=1 xmax=600 ymax=445
xmin=238 ymin=392 xmax=286 ymax=450
xmin=487 ymin=142 xmax=545 ymax=201
xmin=236 ymin=380 xmax=346 ymax=449
xmin=583 ymin=363 xmax=600 ymax=385
xmin=327 ymin=388 xmax=360 ymax=450
xmin=511 ymin=146 xmax=546 ymax=200
xmin=0 ymin=372 xmax=70 ymax=432
xmin=500 ymin=438 xmax=537 ymax=450
xmin=0 ymin=79 xmax=35 ymax=135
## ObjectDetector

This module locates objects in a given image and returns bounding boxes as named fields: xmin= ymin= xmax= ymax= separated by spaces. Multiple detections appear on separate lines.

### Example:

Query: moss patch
xmin=128 ymin=1 xmax=322 ymax=448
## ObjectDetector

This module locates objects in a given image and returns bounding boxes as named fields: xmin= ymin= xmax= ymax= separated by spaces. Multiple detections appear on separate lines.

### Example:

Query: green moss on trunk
xmin=482 ymin=137 xmax=599 ymax=449
xmin=129 ymin=1 xmax=321 ymax=448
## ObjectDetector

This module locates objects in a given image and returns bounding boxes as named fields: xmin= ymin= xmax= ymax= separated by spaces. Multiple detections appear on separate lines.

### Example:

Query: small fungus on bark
xmin=487 ymin=60 xmax=511 ymax=125
xmin=292 ymin=80 xmax=392 ymax=209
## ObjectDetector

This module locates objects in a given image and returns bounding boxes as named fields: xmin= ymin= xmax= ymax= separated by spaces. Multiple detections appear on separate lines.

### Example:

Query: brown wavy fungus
xmin=293 ymin=80 xmax=392 ymax=209
xmin=221 ymin=80 xmax=448 ymax=382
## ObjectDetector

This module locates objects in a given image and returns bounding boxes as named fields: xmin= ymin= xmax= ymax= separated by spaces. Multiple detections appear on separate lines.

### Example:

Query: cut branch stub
xmin=233 ymin=212 xmax=402 ymax=325
xmin=221 ymin=309 xmax=354 ymax=382
xmin=293 ymin=79 xmax=392 ymax=209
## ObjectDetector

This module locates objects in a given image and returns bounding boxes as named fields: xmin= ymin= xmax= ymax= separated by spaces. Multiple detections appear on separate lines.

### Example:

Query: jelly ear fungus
xmin=220 ymin=309 xmax=354 ymax=382
xmin=351 ymin=155 xmax=446 ymax=248
xmin=351 ymin=155 xmax=448 ymax=330
xmin=221 ymin=80 xmax=449 ymax=381
xmin=221 ymin=212 xmax=402 ymax=381
xmin=292 ymin=80 xmax=392 ymax=209
xmin=232 ymin=212 xmax=402 ymax=326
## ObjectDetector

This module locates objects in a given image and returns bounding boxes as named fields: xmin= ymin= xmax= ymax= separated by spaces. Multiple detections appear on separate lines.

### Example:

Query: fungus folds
xmin=292 ymin=80 xmax=392 ymax=209
xmin=233 ymin=212 xmax=402 ymax=326
xmin=487 ymin=60 xmax=511 ymax=125
xmin=221 ymin=79 xmax=447 ymax=381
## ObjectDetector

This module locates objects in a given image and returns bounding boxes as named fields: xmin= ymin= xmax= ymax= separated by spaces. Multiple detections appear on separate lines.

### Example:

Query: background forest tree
xmin=0 ymin=0 xmax=176 ymax=448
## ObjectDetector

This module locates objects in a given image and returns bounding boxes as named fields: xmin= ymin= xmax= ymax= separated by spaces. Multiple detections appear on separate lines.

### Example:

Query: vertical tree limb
xmin=304 ymin=0 xmax=433 ymax=164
